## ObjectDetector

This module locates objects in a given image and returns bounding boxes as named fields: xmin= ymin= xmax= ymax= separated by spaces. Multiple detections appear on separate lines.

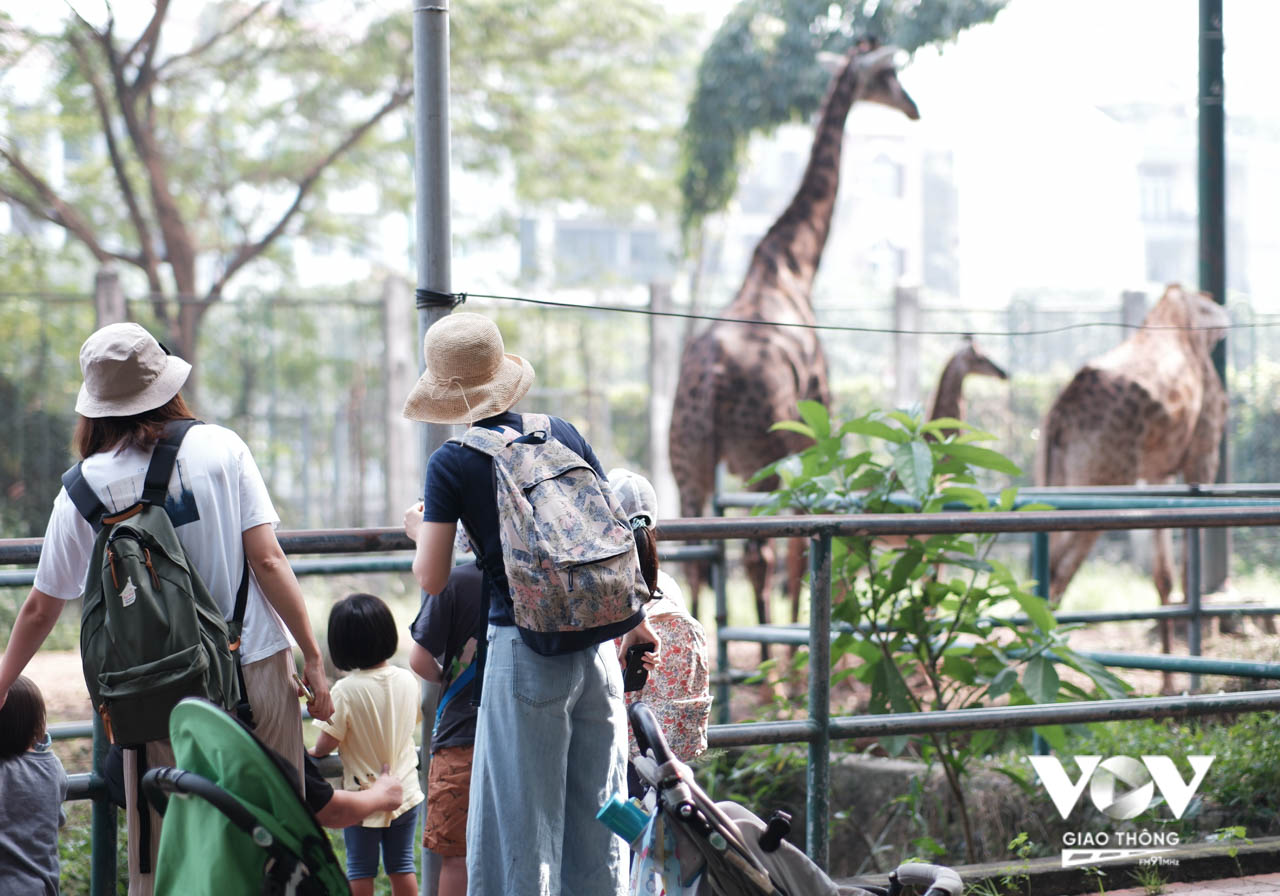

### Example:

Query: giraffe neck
xmin=929 ymin=357 xmax=968 ymax=421
xmin=747 ymin=53 xmax=865 ymax=306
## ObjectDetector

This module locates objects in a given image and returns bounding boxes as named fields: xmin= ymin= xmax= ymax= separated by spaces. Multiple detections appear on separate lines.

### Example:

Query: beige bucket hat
xmin=402 ymin=313 xmax=535 ymax=425
xmin=75 ymin=322 xmax=192 ymax=419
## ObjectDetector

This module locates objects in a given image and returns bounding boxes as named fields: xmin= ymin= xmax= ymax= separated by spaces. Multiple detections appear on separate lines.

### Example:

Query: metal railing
xmin=8 ymin=500 xmax=1280 ymax=886
xmin=711 ymin=486 xmax=1280 ymax=703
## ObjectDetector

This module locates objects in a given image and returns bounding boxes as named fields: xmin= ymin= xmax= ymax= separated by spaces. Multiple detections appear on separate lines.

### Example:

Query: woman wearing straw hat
xmin=402 ymin=312 xmax=660 ymax=896
xmin=0 ymin=322 xmax=334 ymax=896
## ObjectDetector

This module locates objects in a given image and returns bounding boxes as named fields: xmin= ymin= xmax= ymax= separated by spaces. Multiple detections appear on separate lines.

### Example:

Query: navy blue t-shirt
xmin=409 ymin=562 xmax=484 ymax=750
xmin=422 ymin=411 xmax=606 ymax=630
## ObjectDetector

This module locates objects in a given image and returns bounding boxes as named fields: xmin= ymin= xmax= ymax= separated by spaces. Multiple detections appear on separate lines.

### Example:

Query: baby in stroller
xmin=619 ymin=702 xmax=963 ymax=896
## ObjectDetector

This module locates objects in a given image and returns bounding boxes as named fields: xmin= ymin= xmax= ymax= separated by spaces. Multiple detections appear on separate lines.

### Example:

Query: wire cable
xmin=464 ymin=290 xmax=1262 ymax=339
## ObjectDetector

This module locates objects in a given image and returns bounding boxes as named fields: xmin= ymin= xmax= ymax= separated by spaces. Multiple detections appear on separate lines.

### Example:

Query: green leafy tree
xmin=754 ymin=400 xmax=1129 ymax=863
xmin=0 ymin=0 xmax=695 ymax=394
xmin=680 ymin=0 xmax=1008 ymax=240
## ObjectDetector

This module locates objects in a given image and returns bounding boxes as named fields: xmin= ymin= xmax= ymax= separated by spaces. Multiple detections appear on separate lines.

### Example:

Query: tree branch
xmin=104 ymin=20 xmax=199 ymax=297
xmin=152 ymin=0 xmax=273 ymax=79
xmin=125 ymin=0 xmax=170 ymax=90
xmin=62 ymin=0 xmax=103 ymax=41
xmin=205 ymin=83 xmax=412 ymax=298
xmin=0 ymin=148 xmax=111 ymax=263
xmin=67 ymin=29 xmax=165 ymax=296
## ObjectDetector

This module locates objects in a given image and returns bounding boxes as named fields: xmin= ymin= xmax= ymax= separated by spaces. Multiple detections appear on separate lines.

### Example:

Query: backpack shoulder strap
xmin=141 ymin=419 xmax=202 ymax=506
xmin=521 ymin=413 xmax=551 ymax=437
xmin=61 ymin=463 xmax=107 ymax=533
xmin=451 ymin=424 xmax=521 ymax=457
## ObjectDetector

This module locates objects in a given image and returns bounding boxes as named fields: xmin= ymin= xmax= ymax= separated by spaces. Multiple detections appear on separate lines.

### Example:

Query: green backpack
xmin=62 ymin=420 xmax=249 ymax=746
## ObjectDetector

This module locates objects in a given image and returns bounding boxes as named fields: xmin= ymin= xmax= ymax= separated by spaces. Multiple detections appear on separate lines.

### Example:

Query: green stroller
xmin=141 ymin=697 xmax=350 ymax=895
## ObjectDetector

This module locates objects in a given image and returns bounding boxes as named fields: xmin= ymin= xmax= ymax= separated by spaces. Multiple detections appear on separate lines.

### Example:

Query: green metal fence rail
xmin=7 ymin=500 xmax=1280 ymax=886
xmin=710 ymin=485 xmax=1280 ymax=709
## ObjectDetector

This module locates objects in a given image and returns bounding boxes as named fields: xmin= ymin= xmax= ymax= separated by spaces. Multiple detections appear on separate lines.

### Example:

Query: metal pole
xmin=413 ymin=0 xmax=455 ymax=455
xmin=1187 ymin=527 xmax=1203 ymax=692
xmin=713 ymin=464 xmax=732 ymax=726
xmin=1199 ymin=0 xmax=1229 ymax=593
xmin=1032 ymin=530 xmax=1050 ymax=755
xmin=713 ymin=543 xmax=731 ymax=726
xmin=89 ymin=714 xmax=116 ymax=896
xmin=412 ymin=3 xmax=453 ymax=892
xmin=806 ymin=532 xmax=832 ymax=870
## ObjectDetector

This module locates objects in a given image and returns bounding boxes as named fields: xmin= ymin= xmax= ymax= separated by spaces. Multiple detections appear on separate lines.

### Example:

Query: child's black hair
xmin=0 ymin=676 xmax=47 ymax=760
xmin=328 ymin=592 xmax=399 ymax=671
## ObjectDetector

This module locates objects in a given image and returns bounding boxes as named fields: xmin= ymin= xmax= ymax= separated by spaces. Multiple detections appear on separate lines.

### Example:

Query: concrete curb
xmin=836 ymin=835 xmax=1280 ymax=895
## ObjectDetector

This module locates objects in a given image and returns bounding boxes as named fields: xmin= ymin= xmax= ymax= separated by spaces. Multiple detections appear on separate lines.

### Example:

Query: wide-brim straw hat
xmin=75 ymin=322 xmax=192 ymax=418
xmin=402 ymin=313 xmax=535 ymax=425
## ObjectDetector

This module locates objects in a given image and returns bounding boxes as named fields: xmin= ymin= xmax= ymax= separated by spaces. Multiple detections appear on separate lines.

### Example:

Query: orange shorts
xmin=424 ymin=744 xmax=474 ymax=857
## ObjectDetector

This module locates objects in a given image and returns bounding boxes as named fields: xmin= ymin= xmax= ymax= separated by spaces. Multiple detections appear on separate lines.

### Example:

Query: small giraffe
xmin=864 ymin=337 xmax=1008 ymax=562
xmin=669 ymin=38 xmax=919 ymax=627
xmin=927 ymin=336 xmax=1009 ymax=437
xmin=1037 ymin=283 xmax=1230 ymax=692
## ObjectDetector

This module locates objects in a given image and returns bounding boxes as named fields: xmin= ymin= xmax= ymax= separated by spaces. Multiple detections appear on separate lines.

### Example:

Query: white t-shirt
xmin=33 ymin=423 xmax=291 ymax=665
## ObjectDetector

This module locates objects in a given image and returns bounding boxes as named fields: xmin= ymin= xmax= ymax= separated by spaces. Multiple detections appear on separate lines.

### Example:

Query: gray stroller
xmin=627 ymin=702 xmax=963 ymax=896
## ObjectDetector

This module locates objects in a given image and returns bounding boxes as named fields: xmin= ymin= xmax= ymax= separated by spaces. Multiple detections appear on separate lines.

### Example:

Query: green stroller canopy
xmin=150 ymin=698 xmax=349 ymax=895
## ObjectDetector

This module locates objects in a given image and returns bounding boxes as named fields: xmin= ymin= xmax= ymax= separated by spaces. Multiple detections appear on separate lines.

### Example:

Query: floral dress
xmin=624 ymin=571 xmax=712 ymax=762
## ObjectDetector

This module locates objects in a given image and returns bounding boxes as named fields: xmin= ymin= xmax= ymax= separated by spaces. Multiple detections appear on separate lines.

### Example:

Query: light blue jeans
xmin=466 ymin=625 xmax=628 ymax=896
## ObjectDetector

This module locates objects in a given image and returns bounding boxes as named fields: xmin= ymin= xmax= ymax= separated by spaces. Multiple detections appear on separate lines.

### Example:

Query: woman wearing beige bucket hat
xmin=402 ymin=312 xmax=660 ymax=896
xmin=0 ymin=322 xmax=334 ymax=896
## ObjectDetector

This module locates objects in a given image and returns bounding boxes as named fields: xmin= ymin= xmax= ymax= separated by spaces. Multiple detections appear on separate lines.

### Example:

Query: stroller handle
xmin=890 ymin=862 xmax=964 ymax=896
xmin=628 ymin=701 xmax=675 ymax=766
xmin=141 ymin=766 xmax=268 ymax=844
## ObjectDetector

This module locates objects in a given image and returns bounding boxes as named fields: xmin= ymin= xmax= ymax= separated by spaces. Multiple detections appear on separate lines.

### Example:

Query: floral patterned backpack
xmin=452 ymin=414 xmax=649 ymax=655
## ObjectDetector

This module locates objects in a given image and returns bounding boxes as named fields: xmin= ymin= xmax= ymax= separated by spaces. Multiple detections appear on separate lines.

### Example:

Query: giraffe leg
xmin=1047 ymin=529 xmax=1103 ymax=605
xmin=684 ymin=557 xmax=708 ymax=626
xmin=743 ymin=538 xmax=774 ymax=665
xmin=1152 ymin=527 xmax=1177 ymax=695
xmin=785 ymin=536 xmax=807 ymax=625
xmin=675 ymin=485 xmax=712 ymax=624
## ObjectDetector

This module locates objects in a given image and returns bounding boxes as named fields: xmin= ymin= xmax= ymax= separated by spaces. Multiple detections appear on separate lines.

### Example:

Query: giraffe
xmin=860 ymin=337 xmax=1009 ymax=561
xmin=1036 ymin=283 xmax=1230 ymax=691
xmin=927 ymin=335 xmax=1009 ymax=436
xmin=669 ymin=38 xmax=919 ymax=628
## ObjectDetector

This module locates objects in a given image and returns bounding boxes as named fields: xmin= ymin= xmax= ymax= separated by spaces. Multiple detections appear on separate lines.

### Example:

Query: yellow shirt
xmin=314 ymin=664 xmax=424 ymax=826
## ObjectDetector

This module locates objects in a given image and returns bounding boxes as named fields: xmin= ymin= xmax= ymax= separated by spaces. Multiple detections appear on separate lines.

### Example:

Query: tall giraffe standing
xmin=669 ymin=39 xmax=919 ymax=626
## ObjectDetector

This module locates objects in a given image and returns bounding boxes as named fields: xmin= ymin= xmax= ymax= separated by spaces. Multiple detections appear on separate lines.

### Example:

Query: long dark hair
xmin=74 ymin=393 xmax=195 ymax=458
xmin=634 ymin=524 xmax=659 ymax=597
xmin=0 ymin=676 xmax=47 ymax=760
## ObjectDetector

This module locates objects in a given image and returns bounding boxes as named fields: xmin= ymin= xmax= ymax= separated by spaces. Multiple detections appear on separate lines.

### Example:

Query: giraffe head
xmin=1145 ymin=283 xmax=1230 ymax=358
xmin=851 ymin=38 xmax=919 ymax=120
xmin=956 ymin=334 xmax=1008 ymax=381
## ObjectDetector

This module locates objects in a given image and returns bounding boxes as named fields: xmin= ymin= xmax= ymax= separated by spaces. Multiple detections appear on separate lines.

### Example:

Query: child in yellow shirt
xmin=312 ymin=593 xmax=424 ymax=896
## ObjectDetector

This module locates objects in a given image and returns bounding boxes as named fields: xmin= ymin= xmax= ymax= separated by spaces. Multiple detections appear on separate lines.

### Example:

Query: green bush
xmin=1076 ymin=712 xmax=1280 ymax=837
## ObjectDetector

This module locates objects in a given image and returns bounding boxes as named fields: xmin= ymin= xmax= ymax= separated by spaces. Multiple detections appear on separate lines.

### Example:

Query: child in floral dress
xmin=608 ymin=469 xmax=712 ymax=766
